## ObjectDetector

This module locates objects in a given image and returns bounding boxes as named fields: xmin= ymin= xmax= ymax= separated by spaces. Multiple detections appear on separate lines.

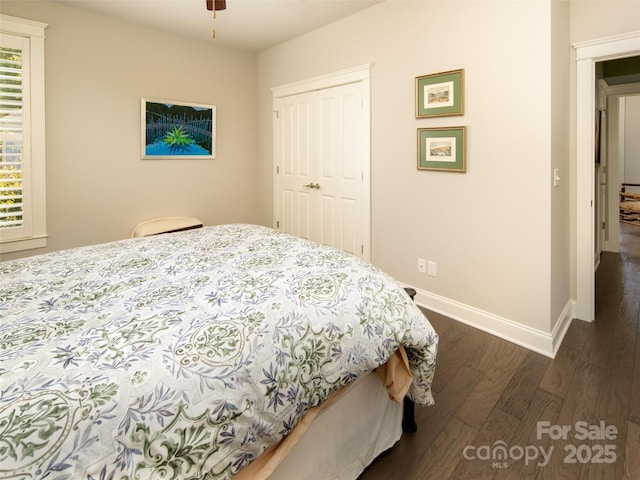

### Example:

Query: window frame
xmin=0 ymin=15 xmax=47 ymax=255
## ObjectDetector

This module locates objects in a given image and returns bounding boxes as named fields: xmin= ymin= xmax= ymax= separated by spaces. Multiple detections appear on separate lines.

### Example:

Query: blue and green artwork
xmin=143 ymin=99 xmax=216 ymax=158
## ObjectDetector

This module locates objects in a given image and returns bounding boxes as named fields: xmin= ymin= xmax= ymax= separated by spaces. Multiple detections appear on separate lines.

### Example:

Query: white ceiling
xmin=55 ymin=0 xmax=382 ymax=52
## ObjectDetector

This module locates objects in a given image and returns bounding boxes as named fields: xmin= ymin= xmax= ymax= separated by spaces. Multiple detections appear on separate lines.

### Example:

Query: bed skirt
xmin=236 ymin=370 xmax=403 ymax=480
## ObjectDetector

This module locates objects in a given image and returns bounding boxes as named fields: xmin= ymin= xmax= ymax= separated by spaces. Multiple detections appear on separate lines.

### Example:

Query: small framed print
xmin=417 ymin=126 xmax=466 ymax=172
xmin=416 ymin=69 xmax=464 ymax=118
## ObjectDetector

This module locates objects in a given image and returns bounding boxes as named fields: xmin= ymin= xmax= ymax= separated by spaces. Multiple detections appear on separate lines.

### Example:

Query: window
xmin=0 ymin=15 xmax=47 ymax=255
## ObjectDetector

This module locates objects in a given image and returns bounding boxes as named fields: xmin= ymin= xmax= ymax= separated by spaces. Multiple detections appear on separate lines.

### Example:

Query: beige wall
xmin=1 ymin=1 xmax=261 ymax=260
xmin=570 ymin=0 xmax=640 ymax=43
xmin=550 ymin=0 xmax=572 ymax=332
xmin=259 ymin=1 xmax=560 ymax=344
xmin=624 ymin=95 xmax=640 ymax=183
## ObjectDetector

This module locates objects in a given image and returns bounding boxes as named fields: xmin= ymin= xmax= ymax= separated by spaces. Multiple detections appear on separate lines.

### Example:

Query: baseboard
xmin=408 ymin=286 xmax=575 ymax=359
xmin=550 ymin=300 xmax=575 ymax=357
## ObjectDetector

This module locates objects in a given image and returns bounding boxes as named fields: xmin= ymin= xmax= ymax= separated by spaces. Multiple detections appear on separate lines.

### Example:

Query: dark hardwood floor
xmin=360 ymin=222 xmax=640 ymax=480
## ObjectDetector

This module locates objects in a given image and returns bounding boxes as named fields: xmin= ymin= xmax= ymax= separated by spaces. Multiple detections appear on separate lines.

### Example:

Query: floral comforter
xmin=0 ymin=224 xmax=438 ymax=480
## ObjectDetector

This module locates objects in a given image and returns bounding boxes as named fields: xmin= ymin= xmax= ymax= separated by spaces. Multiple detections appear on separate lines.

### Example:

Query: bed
xmin=0 ymin=224 xmax=438 ymax=480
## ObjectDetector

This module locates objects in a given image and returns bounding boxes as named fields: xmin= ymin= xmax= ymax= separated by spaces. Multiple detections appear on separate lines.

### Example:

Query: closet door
xmin=275 ymin=92 xmax=316 ymax=242
xmin=273 ymin=70 xmax=369 ymax=259
xmin=315 ymin=82 xmax=364 ymax=256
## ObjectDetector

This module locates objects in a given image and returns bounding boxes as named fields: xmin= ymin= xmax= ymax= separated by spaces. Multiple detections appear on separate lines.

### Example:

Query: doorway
xmin=272 ymin=65 xmax=371 ymax=260
xmin=575 ymin=32 xmax=640 ymax=321
xmin=603 ymin=85 xmax=640 ymax=254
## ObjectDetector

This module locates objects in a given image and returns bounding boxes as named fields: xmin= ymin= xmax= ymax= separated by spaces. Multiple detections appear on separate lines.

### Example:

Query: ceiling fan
xmin=206 ymin=0 xmax=226 ymax=38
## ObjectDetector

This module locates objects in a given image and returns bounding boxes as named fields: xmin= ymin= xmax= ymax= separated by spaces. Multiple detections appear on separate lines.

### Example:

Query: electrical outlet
xmin=418 ymin=258 xmax=426 ymax=274
xmin=428 ymin=260 xmax=437 ymax=277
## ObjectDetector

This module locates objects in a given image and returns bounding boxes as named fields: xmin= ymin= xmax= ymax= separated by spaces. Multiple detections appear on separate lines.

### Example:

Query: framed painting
xmin=141 ymin=98 xmax=216 ymax=159
xmin=415 ymin=69 xmax=464 ymax=118
xmin=417 ymin=126 xmax=466 ymax=172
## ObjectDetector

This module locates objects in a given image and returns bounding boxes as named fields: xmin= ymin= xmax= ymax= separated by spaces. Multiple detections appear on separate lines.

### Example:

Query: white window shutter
xmin=0 ymin=36 xmax=27 ymax=232
xmin=0 ymin=15 xmax=47 ymax=255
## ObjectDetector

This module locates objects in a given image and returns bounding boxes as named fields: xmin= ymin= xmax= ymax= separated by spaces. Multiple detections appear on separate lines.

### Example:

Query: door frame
xmin=574 ymin=31 xmax=640 ymax=321
xmin=272 ymin=64 xmax=372 ymax=260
